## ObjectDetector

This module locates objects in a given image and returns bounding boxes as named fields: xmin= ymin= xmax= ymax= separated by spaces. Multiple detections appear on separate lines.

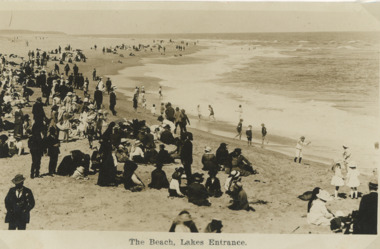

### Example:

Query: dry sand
xmin=0 ymin=33 xmax=374 ymax=233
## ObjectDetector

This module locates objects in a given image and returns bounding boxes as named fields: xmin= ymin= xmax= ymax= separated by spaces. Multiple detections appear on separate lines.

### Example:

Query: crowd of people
xmin=0 ymin=42 xmax=377 ymax=234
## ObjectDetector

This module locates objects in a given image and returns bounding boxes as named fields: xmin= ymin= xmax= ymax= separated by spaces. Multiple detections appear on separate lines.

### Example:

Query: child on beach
xmin=151 ymin=104 xmax=156 ymax=116
xmin=246 ymin=125 xmax=252 ymax=146
xmin=234 ymin=119 xmax=243 ymax=140
xmin=294 ymin=136 xmax=311 ymax=164
xmin=142 ymin=98 xmax=147 ymax=110
xmin=261 ymin=123 xmax=267 ymax=147
xmin=236 ymin=104 xmax=243 ymax=120
xmin=159 ymin=86 xmax=163 ymax=99
xmin=208 ymin=105 xmax=215 ymax=121
xmin=331 ymin=162 xmax=345 ymax=199
xmin=346 ymin=162 xmax=360 ymax=199
xmin=342 ymin=145 xmax=351 ymax=171
xmin=160 ymin=103 xmax=165 ymax=116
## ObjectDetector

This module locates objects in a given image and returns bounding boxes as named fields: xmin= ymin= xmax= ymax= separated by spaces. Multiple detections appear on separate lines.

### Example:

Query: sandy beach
xmin=0 ymin=31 xmax=376 ymax=234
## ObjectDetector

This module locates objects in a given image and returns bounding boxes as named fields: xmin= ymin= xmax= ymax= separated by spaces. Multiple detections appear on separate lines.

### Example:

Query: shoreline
xmin=0 ymin=34 xmax=376 ymax=232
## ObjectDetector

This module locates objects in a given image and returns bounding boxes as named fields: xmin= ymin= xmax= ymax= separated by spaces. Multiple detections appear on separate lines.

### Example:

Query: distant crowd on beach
xmin=0 ymin=39 xmax=377 ymax=234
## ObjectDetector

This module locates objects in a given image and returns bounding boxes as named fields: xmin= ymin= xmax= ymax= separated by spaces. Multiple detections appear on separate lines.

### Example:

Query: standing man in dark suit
xmin=4 ymin=174 xmax=35 ymax=230
xmin=354 ymin=178 xmax=378 ymax=234
xmin=181 ymin=132 xmax=193 ymax=184
xmin=109 ymin=86 xmax=117 ymax=116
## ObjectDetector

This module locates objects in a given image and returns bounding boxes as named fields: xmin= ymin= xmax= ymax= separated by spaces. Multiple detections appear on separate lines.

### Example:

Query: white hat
xmin=205 ymin=146 xmax=211 ymax=152
xmin=317 ymin=190 xmax=333 ymax=202
xmin=67 ymin=92 xmax=73 ymax=96
xmin=349 ymin=161 xmax=357 ymax=168
xmin=84 ymin=98 xmax=89 ymax=102
xmin=231 ymin=170 xmax=240 ymax=178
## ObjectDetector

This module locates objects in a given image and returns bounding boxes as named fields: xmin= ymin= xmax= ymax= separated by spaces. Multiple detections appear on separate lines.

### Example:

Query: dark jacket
xmin=181 ymin=139 xmax=193 ymax=164
xmin=354 ymin=192 xmax=378 ymax=234
xmin=165 ymin=106 xmax=175 ymax=121
xmin=5 ymin=187 xmax=35 ymax=224
xmin=148 ymin=168 xmax=169 ymax=189
xmin=94 ymin=90 xmax=103 ymax=105
xmin=110 ymin=92 xmax=116 ymax=106
xmin=205 ymin=177 xmax=223 ymax=197
xmin=201 ymin=153 xmax=218 ymax=171
xmin=187 ymin=182 xmax=210 ymax=206
xmin=32 ymin=102 xmax=46 ymax=122
xmin=160 ymin=130 xmax=176 ymax=145
xmin=44 ymin=135 xmax=60 ymax=156
xmin=216 ymin=146 xmax=230 ymax=166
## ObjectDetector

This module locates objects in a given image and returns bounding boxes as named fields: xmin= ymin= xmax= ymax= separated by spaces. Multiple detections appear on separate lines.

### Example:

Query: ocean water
xmin=113 ymin=32 xmax=380 ymax=172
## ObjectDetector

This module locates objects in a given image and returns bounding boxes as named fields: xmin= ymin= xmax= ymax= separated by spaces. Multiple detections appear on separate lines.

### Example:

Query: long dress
xmin=97 ymin=150 xmax=117 ymax=186
xmin=14 ymin=109 xmax=23 ymax=138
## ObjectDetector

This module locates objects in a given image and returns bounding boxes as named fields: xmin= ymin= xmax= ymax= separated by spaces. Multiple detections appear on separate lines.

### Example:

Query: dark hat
xmin=369 ymin=177 xmax=378 ymax=189
xmin=192 ymin=173 xmax=204 ymax=182
xmin=234 ymin=148 xmax=242 ymax=153
xmin=12 ymin=174 xmax=25 ymax=184
xmin=159 ymin=144 xmax=165 ymax=148
xmin=220 ymin=142 xmax=228 ymax=147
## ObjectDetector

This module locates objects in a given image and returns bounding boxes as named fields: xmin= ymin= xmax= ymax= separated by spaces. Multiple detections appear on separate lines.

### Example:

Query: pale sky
xmin=0 ymin=1 xmax=379 ymax=34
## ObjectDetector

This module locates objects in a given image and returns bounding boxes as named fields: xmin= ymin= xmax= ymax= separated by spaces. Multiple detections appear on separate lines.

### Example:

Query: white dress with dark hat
xmin=330 ymin=167 xmax=344 ymax=187
xmin=346 ymin=168 xmax=360 ymax=188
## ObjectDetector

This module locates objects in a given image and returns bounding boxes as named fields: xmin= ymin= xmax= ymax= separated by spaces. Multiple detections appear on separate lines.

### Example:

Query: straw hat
xmin=317 ymin=190 xmax=332 ymax=202
xmin=205 ymin=146 xmax=211 ymax=152
xmin=67 ymin=92 xmax=73 ymax=96
xmin=348 ymin=161 xmax=357 ymax=168
xmin=230 ymin=170 xmax=240 ymax=178
xmin=12 ymin=174 xmax=25 ymax=184
xmin=76 ymin=166 xmax=85 ymax=174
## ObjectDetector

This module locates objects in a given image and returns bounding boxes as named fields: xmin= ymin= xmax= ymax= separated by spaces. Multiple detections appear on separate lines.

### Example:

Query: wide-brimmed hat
xmin=234 ymin=148 xmax=242 ymax=154
xmin=343 ymin=145 xmax=349 ymax=149
xmin=12 ymin=174 xmax=25 ymax=184
xmin=369 ymin=177 xmax=378 ymax=189
xmin=177 ymin=211 xmax=192 ymax=223
xmin=348 ymin=161 xmax=357 ymax=168
xmin=192 ymin=173 xmax=204 ymax=182
xmin=204 ymin=146 xmax=211 ymax=152
xmin=300 ymin=136 xmax=305 ymax=139
xmin=76 ymin=166 xmax=85 ymax=174
xmin=230 ymin=170 xmax=240 ymax=178
xmin=317 ymin=190 xmax=332 ymax=202
xmin=67 ymin=92 xmax=73 ymax=96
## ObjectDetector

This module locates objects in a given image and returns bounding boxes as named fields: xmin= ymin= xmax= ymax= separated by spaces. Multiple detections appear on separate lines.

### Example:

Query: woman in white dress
xmin=331 ymin=162 xmax=345 ymax=199
xmin=346 ymin=161 xmax=360 ymax=199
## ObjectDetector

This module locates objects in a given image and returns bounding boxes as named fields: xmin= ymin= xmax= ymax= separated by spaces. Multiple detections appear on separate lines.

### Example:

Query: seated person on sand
xmin=187 ymin=173 xmax=211 ymax=206
xmin=71 ymin=166 xmax=89 ymax=180
xmin=205 ymin=169 xmax=223 ymax=198
xmin=354 ymin=177 xmax=378 ymax=234
xmin=307 ymin=188 xmax=334 ymax=226
xmin=216 ymin=142 xmax=230 ymax=172
xmin=141 ymin=127 xmax=156 ymax=149
xmin=157 ymin=144 xmax=175 ymax=165
xmin=230 ymin=148 xmax=256 ymax=176
xmin=123 ymin=159 xmax=145 ymax=192
xmin=224 ymin=170 xmax=241 ymax=196
xmin=7 ymin=133 xmax=24 ymax=156
xmin=115 ymin=144 xmax=129 ymax=163
xmin=157 ymin=115 xmax=176 ymax=132
xmin=148 ymin=162 xmax=169 ymax=190
xmin=228 ymin=181 xmax=254 ymax=211
xmin=169 ymin=167 xmax=186 ymax=197
xmin=201 ymin=146 xmax=218 ymax=172
xmin=169 ymin=210 xmax=198 ymax=233
xmin=129 ymin=142 xmax=145 ymax=163
xmin=0 ymin=134 xmax=10 ymax=158
xmin=205 ymin=219 xmax=223 ymax=233
xmin=57 ymin=150 xmax=90 ymax=176
xmin=159 ymin=124 xmax=176 ymax=145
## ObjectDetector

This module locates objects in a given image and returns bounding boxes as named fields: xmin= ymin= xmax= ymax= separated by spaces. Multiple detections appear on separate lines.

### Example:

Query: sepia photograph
xmin=0 ymin=0 xmax=379 ymax=248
